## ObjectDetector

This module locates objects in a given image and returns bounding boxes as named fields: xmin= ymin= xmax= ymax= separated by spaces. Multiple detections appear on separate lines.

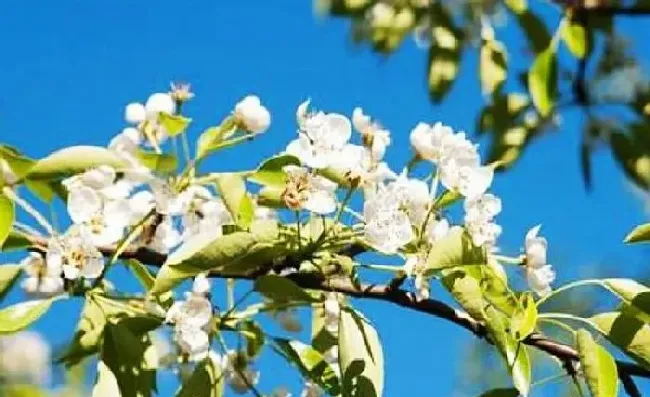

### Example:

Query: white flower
xmin=524 ymin=225 xmax=555 ymax=296
xmin=166 ymin=292 xmax=213 ymax=362
xmin=148 ymin=218 xmax=182 ymax=254
xmin=108 ymin=130 xmax=152 ymax=186
xmin=274 ymin=309 xmax=302 ymax=333
xmin=125 ymin=102 xmax=146 ymax=124
xmin=21 ymin=252 xmax=63 ymax=297
xmin=403 ymin=254 xmax=429 ymax=301
xmin=334 ymin=144 xmax=396 ymax=191
xmin=150 ymin=179 xmax=193 ymax=216
xmin=0 ymin=331 xmax=51 ymax=385
xmin=224 ymin=350 xmax=260 ymax=394
xmin=390 ymin=172 xmax=430 ymax=226
xmin=440 ymin=157 xmax=493 ymax=199
xmin=282 ymin=166 xmax=337 ymax=215
xmin=301 ymin=382 xmax=324 ymax=397
xmin=192 ymin=273 xmax=211 ymax=296
xmin=145 ymin=93 xmax=176 ymax=118
xmin=296 ymin=99 xmax=311 ymax=129
xmin=352 ymin=107 xmax=391 ymax=161
xmin=286 ymin=101 xmax=352 ymax=169
xmin=425 ymin=218 xmax=450 ymax=243
xmin=63 ymin=166 xmax=131 ymax=201
xmin=464 ymin=194 xmax=502 ymax=248
xmin=234 ymin=95 xmax=271 ymax=133
xmin=48 ymin=228 xmax=105 ymax=280
xmin=409 ymin=122 xmax=454 ymax=163
xmin=174 ymin=324 xmax=211 ymax=362
xmin=363 ymin=184 xmax=414 ymax=254
xmin=180 ymin=186 xmax=232 ymax=241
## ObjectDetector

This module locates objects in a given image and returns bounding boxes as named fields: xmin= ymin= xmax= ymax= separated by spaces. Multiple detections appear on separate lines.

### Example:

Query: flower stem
xmin=2 ymin=187 xmax=54 ymax=236
xmin=491 ymin=254 xmax=525 ymax=265
xmin=535 ymin=279 xmax=603 ymax=307
xmin=538 ymin=312 xmax=598 ymax=330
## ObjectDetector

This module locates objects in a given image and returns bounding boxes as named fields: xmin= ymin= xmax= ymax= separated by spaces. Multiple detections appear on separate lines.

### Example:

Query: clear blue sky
xmin=1 ymin=1 xmax=650 ymax=396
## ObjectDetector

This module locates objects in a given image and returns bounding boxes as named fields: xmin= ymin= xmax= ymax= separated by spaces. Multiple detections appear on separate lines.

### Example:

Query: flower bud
xmin=125 ymin=102 xmax=146 ymax=124
xmin=234 ymin=95 xmax=271 ymax=133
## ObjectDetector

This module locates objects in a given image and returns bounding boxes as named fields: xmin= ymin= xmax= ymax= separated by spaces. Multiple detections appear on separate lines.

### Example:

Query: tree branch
xmin=577 ymin=5 xmax=650 ymax=16
xmin=23 ymin=234 xmax=650 ymax=380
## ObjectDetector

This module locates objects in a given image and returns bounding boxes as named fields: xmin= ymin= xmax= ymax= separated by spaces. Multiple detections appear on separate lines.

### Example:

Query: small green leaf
xmin=426 ymin=227 xmax=486 ymax=273
xmin=561 ymin=17 xmax=587 ymax=59
xmin=339 ymin=308 xmax=384 ymax=397
xmin=478 ymin=388 xmax=520 ymax=397
xmin=0 ymin=194 xmax=15 ymax=248
xmin=610 ymin=132 xmax=650 ymax=189
xmin=28 ymin=146 xmax=127 ymax=180
xmin=0 ymin=298 xmax=54 ymax=333
xmin=254 ymin=275 xmax=319 ymax=304
xmin=176 ymin=354 xmax=225 ymax=397
xmin=441 ymin=268 xmax=487 ymax=321
xmin=591 ymin=311 xmax=650 ymax=369
xmin=624 ymin=223 xmax=650 ymax=244
xmin=528 ymin=44 xmax=557 ymax=117
xmin=248 ymin=155 xmax=300 ymax=188
xmin=123 ymin=259 xmax=155 ymax=292
xmin=576 ymin=329 xmax=618 ymax=397
xmin=135 ymin=150 xmax=178 ymax=174
xmin=273 ymin=339 xmax=341 ymax=396
xmin=196 ymin=117 xmax=237 ymax=161
xmin=510 ymin=293 xmax=537 ymax=341
xmin=216 ymin=173 xmax=254 ymax=229
xmin=433 ymin=189 xmax=462 ymax=210
xmin=257 ymin=186 xmax=287 ymax=208
xmin=2 ymin=230 xmax=32 ymax=252
xmin=0 ymin=145 xmax=35 ymax=181
xmin=480 ymin=36 xmax=508 ymax=95
xmin=0 ymin=264 xmax=22 ymax=302
xmin=158 ymin=113 xmax=191 ymax=137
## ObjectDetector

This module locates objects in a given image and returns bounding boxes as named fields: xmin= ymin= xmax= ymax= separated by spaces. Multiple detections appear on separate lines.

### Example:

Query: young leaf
xmin=254 ymin=275 xmax=319 ymax=304
xmin=339 ymin=308 xmax=384 ymax=397
xmin=273 ymin=339 xmax=341 ymax=396
xmin=510 ymin=293 xmax=537 ymax=341
xmin=441 ymin=268 xmax=487 ymax=321
xmin=27 ymin=146 xmax=126 ymax=180
xmin=480 ymin=36 xmax=508 ymax=96
xmin=195 ymin=117 xmax=237 ymax=161
xmin=561 ymin=17 xmax=587 ymax=59
xmin=528 ymin=43 xmax=557 ymax=117
xmin=158 ymin=113 xmax=191 ymax=137
xmin=0 ymin=298 xmax=54 ymax=333
xmin=216 ymin=173 xmax=254 ymax=229
xmin=0 ymin=264 xmax=22 ymax=302
xmin=123 ymin=259 xmax=155 ymax=292
xmin=591 ymin=311 xmax=650 ymax=369
xmin=624 ymin=223 xmax=650 ymax=244
xmin=248 ymin=154 xmax=300 ymax=188
xmin=0 ymin=194 xmax=14 ymax=247
xmin=426 ymin=227 xmax=486 ymax=273
xmin=1 ymin=230 xmax=31 ymax=252
xmin=135 ymin=150 xmax=178 ymax=174
xmin=176 ymin=354 xmax=225 ymax=397
xmin=576 ymin=329 xmax=618 ymax=397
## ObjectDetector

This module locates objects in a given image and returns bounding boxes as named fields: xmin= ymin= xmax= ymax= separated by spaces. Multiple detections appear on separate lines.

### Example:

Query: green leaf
xmin=610 ymin=132 xmax=650 ymax=189
xmin=441 ymin=268 xmax=487 ymax=321
xmin=0 ymin=298 xmax=54 ymax=333
xmin=248 ymin=154 xmax=300 ymax=188
xmin=591 ymin=311 xmax=650 ymax=369
xmin=216 ymin=173 xmax=254 ymax=229
xmin=135 ymin=150 xmax=178 ymax=174
xmin=25 ymin=179 xmax=67 ymax=203
xmin=506 ymin=7 xmax=551 ymax=54
xmin=428 ymin=4 xmax=463 ymax=102
xmin=478 ymin=388 xmax=520 ymax=397
xmin=426 ymin=227 xmax=486 ymax=273
xmin=510 ymin=293 xmax=537 ymax=341
xmin=239 ymin=320 xmax=265 ymax=358
xmin=254 ymin=275 xmax=319 ymax=304
xmin=257 ymin=186 xmax=287 ymax=209
xmin=624 ymin=223 xmax=650 ymax=243
xmin=602 ymin=279 xmax=650 ymax=324
xmin=433 ymin=189 xmax=462 ymax=210
xmin=158 ymin=113 xmax=191 ymax=137
xmin=151 ymin=228 xmax=278 ymax=295
xmin=196 ymin=117 xmax=237 ymax=161
xmin=485 ymin=306 xmax=531 ymax=396
xmin=176 ymin=355 xmax=224 ymax=397
xmin=339 ymin=308 xmax=384 ymax=397
xmin=2 ymin=384 xmax=49 ymax=397
xmin=480 ymin=36 xmax=508 ymax=95
xmin=0 ymin=264 xmax=22 ymax=302
xmin=0 ymin=145 xmax=35 ymax=181
xmin=561 ymin=17 xmax=587 ymax=59
xmin=28 ymin=146 xmax=127 ymax=180
xmin=0 ymin=193 xmax=14 ymax=247
xmin=123 ymin=259 xmax=155 ymax=292
xmin=528 ymin=44 xmax=557 ymax=117
xmin=2 ymin=230 xmax=32 ymax=252
xmin=312 ymin=300 xmax=338 ymax=354
xmin=576 ymin=329 xmax=618 ymax=397
xmin=503 ymin=0 xmax=526 ymax=14
xmin=273 ymin=339 xmax=341 ymax=396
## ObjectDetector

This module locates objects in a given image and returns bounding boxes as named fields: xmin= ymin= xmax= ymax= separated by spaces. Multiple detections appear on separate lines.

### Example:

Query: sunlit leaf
xmin=135 ymin=150 xmax=178 ymax=174
xmin=274 ymin=339 xmax=341 ymax=396
xmin=158 ymin=113 xmax=191 ymax=137
xmin=0 ymin=194 xmax=14 ymax=248
xmin=602 ymin=279 xmax=650 ymax=324
xmin=248 ymin=154 xmax=300 ymax=188
xmin=28 ymin=146 xmax=127 ymax=180
xmin=591 ymin=311 xmax=650 ymax=369
xmin=561 ymin=17 xmax=587 ymax=59
xmin=510 ymin=293 xmax=537 ymax=341
xmin=176 ymin=354 xmax=225 ymax=397
xmin=624 ymin=223 xmax=650 ymax=244
xmin=528 ymin=44 xmax=557 ymax=117
xmin=576 ymin=329 xmax=618 ymax=397
xmin=255 ymin=275 xmax=319 ymax=304
xmin=0 ymin=298 xmax=54 ymax=334
xmin=426 ymin=227 xmax=486 ymax=273
xmin=216 ymin=173 xmax=254 ymax=228
xmin=480 ymin=35 xmax=508 ymax=95
xmin=0 ymin=264 xmax=22 ymax=302
xmin=196 ymin=117 xmax=237 ymax=161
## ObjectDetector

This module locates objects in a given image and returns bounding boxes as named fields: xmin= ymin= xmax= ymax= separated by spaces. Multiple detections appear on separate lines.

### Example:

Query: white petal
xmin=145 ymin=93 xmax=175 ymax=117
xmin=125 ymin=102 xmax=146 ymax=124
xmin=62 ymin=265 xmax=81 ymax=280
xmin=67 ymin=186 xmax=102 ymax=224
xmin=81 ymin=166 xmax=116 ymax=190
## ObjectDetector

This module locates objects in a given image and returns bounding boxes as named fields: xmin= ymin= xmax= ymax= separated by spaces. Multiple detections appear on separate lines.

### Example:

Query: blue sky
xmin=1 ymin=1 xmax=650 ymax=396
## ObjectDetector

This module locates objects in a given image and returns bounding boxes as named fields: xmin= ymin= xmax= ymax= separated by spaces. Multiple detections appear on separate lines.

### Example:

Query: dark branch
xmin=577 ymin=5 xmax=650 ymax=16
xmin=621 ymin=371 xmax=643 ymax=397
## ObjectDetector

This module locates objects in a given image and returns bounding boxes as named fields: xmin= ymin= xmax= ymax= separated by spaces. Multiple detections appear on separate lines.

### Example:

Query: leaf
xmin=25 ymin=179 xmax=67 ymax=203
xmin=506 ymin=5 xmax=551 ymax=54
xmin=480 ymin=36 xmax=508 ymax=95
xmin=239 ymin=320 xmax=265 ymax=358
xmin=591 ymin=311 xmax=650 ymax=369
xmin=0 ymin=264 xmax=22 ymax=302
xmin=441 ymin=268 xmax=487 ymax=321
xmin=2 ymin=385 xmax=49 ymax=397
xmin=610 ymin=132 xmax=650 ymax=189
xmin=248 ymin=154 xmax=300 ymax=188
xmin=478 ymin=388 xmax=520 ymax=397
xmin=176 ymin=354 xmax=225 ymax=397
xmin=135 ymin=150 xmax=178 ymax=174
xmin=0 ymin=298 xmax=54 ymax=333
xmin=433 ymin=189 xmax=462 ymax=210
xmin=428 ymin=4 xmax=463 ymax=102
xmin=510 ymin=293 xmax=537 ymax=341
xmin=151 ymin=228 xmax=277 ymax=295
xmin=2 ymin=230 xmax=32 ymax=252
xmin=254 ymin=275 xmax=319 ymax=304
xmin=528 ymin=44 xmax=557 ymax=117
xmin=602 ymin=279 xmax=650 ymax=324
xmin=561 ymin=17 xmax=587 ymax=59
xmin=196 ymin=117 xmax=237 ymax=161
xmin=257 ymin=186 xmax=287 ymax=208
xmin=426 ymin=227 xmax=486 ymax=273
xmin=158 ymin=113 xmax=191 ymax=137
xmin=123 ymin=259 xmax=155 ymax=292
xmin=624 ymin=223 xmax=650 ymax=243
xmin=485 ymin=306 xmax=531 ymax=396
xmin=339 ymin=308 xmax=384 ymax=397
xmin=0 ymin=145 xmax=35 ymax=181
xmin=28 ymin=146 xmax=127 ymax=180
xmin=576 ymin=329 xmax=618 ymax=397
xmin=0 ymin=193 xmax=14 ymax=248
xmin=312 ymin=300 xmax=338 ymax=354
xmin=216 ymin=173 xmax=254 ymax=229
xmin=273 ymin=339 xmax=341 ymax=396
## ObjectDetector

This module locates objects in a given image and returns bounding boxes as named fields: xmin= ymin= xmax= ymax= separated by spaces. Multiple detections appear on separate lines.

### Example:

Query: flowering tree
xmin=317 ymin=0 xmax=650 ymax=190
xmin=1 ymin=86 xmax=650 ymax=397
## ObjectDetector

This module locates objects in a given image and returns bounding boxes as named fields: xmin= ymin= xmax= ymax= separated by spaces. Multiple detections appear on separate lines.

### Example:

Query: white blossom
xmin=21 ymin=252 xmax=63 ymax=297
xmin=363 ymin=183 xmax=414 ymax=254
xmin=166 ymin=292 xmax=213 ymax=362
xmin=403 ymin=254 xmax=429 ymax=301
xmin=234 ymin=95 xmax=271 ymax=133
xmin=352 ymin=107 xmax=391 ymax=161
xmin=148 ymin=217 xmax=182 ymax=254
xmin=409 ymin=122 xmax=455 ymax=163
xmin=192 ymin=273 xmax=211 ymax=296
xmin=286 ymin=101 xmax=352 ymax=169
xmin=524 ymin=225 xmax=555 ymax=297
xmin=282 ymin=166 xmax=337 ymax=215
xmin=464 ymin=194 xmax=502 ymax=248
xmin=145 ymin=93 xmax=176 ymax=118
xmin=180 ymin=186 xmax=232 ymax=241
xmin=425 ymin=218 xmax=450 ymax=244
xmin=125 ymin=102 xmax=146 ymax=124
xmin=390 ymin=172 xmax=430 ymax=226
xmin=0 ymin=332 xmax=51 ymax=385
xmin=334 ymin=144 xmax=396 ymax=191
xmin=48 ymin=228 xmax=105 ymax=280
